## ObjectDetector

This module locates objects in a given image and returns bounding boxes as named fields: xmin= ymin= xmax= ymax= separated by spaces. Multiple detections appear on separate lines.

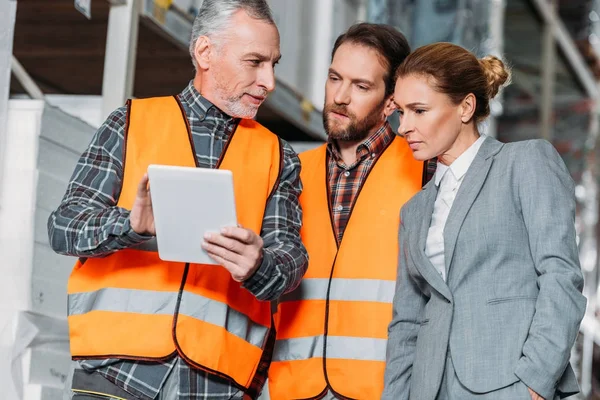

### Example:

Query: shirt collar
xmin=434 ymin=162 xmax=450 ymax=186
xmin=434 ymin=134 xmax=487 ymax=186
xmin=327 ymin=122 xmax=395 ymax=164
xmin=178 ymin=81 xmax=239 ymax=126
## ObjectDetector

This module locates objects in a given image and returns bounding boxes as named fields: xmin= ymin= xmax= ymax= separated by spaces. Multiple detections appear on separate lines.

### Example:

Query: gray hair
xmin=189 ymin=0 xmax=275 ymax=69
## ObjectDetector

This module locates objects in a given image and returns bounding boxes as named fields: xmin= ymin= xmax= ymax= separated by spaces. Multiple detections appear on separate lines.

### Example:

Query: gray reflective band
xmin=272 ymin=335 xmax=387 ymax=362
xmin=280 ymin=278 xmax=396 ymax=303
xmin=179 ymin=291 xmax=268 ymax=348
xmin=273 ymin=335 xmax=324 ymax=361
xmin=68 ymin=288 xmax=177 ymax=316
xmin=68 ymin=288 xmax=268 ymax=348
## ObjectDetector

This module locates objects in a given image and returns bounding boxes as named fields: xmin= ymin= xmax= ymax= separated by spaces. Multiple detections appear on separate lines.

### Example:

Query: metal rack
xmin=2 ymin=0 xmax=600 ymax=397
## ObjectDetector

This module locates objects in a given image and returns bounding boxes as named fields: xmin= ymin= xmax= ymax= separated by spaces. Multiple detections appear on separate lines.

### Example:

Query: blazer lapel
xmin=410 ymin=181 xmax=453 ymax=302
xmin=443 ymin=137 xmax=504 ymax=276
xmin=417 ymin=180 xmax=437 ymax=254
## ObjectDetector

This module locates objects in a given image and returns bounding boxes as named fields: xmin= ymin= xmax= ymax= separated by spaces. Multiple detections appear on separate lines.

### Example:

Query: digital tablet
xmin=147 ymin=164 xmax=238 ymax=264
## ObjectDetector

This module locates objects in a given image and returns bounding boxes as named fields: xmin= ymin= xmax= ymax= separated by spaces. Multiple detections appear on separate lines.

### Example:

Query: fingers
xmin=527 ymin=388 xmax=544 ymax=400
xmin=201 ymin=230 xmax=263 ymax=281
xmin=202 ymin=240 xmax=240 ymax=264
xmin=219 ymin=226 xmax=258 ymax=245
xmin=137 ymin=174 xmax=150 ymax=197
xmin=203 ymin=232 xmax=245 ymax=254
xmin=203 ymin=251 xmax=244 ymax=281
xmin=202 ymin=240 xmax=245 ymax=281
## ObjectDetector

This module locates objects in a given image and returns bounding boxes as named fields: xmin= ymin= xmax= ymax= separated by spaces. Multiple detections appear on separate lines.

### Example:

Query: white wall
xmin=0 ymin=100 xmax=96 ymax=400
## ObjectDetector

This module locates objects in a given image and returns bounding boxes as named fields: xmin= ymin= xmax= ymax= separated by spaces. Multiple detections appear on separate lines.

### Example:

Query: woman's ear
xmin=460 ymin=93 xmax=477 ymax=123
xmin=383 ymin=96 xmax=397 ymax=118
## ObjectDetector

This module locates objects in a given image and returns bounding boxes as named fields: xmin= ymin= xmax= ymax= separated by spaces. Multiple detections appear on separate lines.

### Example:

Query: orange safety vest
xmin=268 ymin=137 xmax=423 ymax=400
xmin=67 ymin=96 xmax=282 ymax=390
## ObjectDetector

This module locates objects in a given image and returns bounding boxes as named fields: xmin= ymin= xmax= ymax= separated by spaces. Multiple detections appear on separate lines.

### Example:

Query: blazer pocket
xmin=487 ymin=295 xmax=537 ymax=305
xmin=420 ymin=319 xmax=430 ymax=326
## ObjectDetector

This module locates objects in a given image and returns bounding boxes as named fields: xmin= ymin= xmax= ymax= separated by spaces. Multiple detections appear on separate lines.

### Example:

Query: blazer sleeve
xmin=382 ymin=215 xmax=427 ymax=400
xmin=514 ymin=140 xmax=587 ymax=399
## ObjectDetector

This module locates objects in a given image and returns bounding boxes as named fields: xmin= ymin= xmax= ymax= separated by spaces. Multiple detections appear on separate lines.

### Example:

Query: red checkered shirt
xmin=327 ymin=122 xmax=436 ymax=243
xmin=327 ymin=122 xmax=395 ymax=242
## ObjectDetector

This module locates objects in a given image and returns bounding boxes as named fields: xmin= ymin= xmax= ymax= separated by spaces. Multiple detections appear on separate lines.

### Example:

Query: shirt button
xmin=371 ymin=153 xmax=376 ymax=158
xmin=336 ymin=205 xmax=343 ymax=211
xmin=344 ymin=171 xmax=350 ymax=177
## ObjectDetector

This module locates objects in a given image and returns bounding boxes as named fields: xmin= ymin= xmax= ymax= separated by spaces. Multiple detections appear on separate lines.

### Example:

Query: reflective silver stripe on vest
xmin=68 ymin=288 xmax=177 ymax=315
xmin=178 ymin=290 xmax=268 ymax=348
xmin=272 ymin=335 xmax=387 ymax=362
xmin=273 ymin=335 xmax=324 ymax=361
xmin=68 ymin=288 xmax=268 ymax=348
xmin=280 ymin=278 xmax=396 ymax=303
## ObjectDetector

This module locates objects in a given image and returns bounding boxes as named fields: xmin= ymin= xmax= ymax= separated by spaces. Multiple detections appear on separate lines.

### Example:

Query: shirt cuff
xmin=242 ymin=250 xmax=273 ymax=298
xmin=116 ymin=218 xmax=154 ymax=246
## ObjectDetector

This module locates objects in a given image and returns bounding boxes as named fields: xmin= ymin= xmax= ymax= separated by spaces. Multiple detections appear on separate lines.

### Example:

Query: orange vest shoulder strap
xmin=119 ymin=96 xmax=196 ymax=209
xmin=223 ymin=119 xmax=283 ymax=196
xmin=218 ymin=119 xmax=283 ymax=232
xmin=299 ymin=144 xmax=327 ymax=173
xmin=297 ymin=143 xmax=338 ymax=275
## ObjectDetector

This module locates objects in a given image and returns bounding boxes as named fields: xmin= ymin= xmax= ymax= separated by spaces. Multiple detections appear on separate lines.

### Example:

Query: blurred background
xmin=1 ymin=0 xmax=600 ymax=399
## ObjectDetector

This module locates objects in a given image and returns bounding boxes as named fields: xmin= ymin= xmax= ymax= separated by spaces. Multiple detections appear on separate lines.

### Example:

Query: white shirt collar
xmin=434 ymin=135 xmax=487 ymax=186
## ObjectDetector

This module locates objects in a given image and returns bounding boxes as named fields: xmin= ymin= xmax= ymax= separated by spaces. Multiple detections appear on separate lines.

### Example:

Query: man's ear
xmin=383 ymin=96 xmax=397 ymax=118
xmin=194 ymin=36 xmax=212 ymax=70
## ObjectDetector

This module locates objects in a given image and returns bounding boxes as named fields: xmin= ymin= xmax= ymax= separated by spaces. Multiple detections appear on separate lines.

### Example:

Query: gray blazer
xmin=382 ymin=137 xmax=587 ymax=400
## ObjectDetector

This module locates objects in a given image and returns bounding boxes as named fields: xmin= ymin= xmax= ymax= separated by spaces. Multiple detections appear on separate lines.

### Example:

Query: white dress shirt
xmin=425 ymin=135 xmax=487 ymax=281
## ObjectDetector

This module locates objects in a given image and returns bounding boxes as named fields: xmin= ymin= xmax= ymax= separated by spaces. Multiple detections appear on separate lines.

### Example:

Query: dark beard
xmin=322 ymin=100 xmax=386 ymax=142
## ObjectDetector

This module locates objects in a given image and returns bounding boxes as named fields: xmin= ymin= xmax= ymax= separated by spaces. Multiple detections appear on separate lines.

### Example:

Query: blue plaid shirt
xmin=49 ymin=82 xmax=308 ymax=399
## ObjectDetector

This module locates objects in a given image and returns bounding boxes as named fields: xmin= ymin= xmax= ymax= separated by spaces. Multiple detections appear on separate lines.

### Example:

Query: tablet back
xmin=147 ymin=164 xmax=237 ymax=264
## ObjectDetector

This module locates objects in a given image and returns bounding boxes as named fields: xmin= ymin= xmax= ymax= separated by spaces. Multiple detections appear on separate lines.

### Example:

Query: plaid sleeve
xmin=243 ymin=139 xmax=309 ymax=301
xmin=47 ymin=106 xmax=152 ymax=258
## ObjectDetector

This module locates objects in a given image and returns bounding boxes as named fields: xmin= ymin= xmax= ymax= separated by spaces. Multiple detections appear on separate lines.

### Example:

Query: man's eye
xmin=415 ymin=109 xmax=426 ymax=114
xmin=249 ymin=60 xmax=261 ymax=66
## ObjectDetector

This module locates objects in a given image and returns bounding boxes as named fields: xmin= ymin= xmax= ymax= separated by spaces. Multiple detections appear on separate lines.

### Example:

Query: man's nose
xmin=258 ymin=64 xmax=276 ymax=93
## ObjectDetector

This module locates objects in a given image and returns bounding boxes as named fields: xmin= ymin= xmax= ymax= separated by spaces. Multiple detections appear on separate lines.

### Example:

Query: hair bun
xmin=479 ymin=56 xmax=511 ymax=99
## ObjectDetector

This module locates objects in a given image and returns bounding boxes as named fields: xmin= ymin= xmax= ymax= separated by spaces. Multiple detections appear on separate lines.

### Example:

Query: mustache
xmin=324 ymin=104 xmax=356 ymax=119
xmin=246 ymin=89 xmax=268 ymax=99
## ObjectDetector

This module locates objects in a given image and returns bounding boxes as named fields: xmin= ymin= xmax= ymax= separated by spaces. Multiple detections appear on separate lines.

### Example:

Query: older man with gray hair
xmin=50 ymin=0 xmax=308 ymax=399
